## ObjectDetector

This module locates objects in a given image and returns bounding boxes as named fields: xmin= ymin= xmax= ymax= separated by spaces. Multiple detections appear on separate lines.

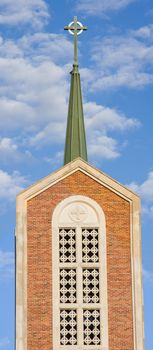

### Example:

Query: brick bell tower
xmin=16 ymin=17 xmax=144 ymax=350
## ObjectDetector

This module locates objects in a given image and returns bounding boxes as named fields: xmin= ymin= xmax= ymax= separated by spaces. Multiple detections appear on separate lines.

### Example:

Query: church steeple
xmin=64 ymin=16 xmax=88 ymax=165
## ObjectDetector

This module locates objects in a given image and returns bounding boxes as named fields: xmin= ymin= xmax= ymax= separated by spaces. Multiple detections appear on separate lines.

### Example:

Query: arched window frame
xmin=52 ymin=195 xmax=109 ymax=350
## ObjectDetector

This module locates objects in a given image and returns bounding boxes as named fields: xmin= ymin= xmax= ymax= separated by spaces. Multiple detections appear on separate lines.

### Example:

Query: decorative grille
xmin=59 ymin=227 xmax=102 ymax=348
xmin=82 ymin=228 xmax=99 ymax=263
xmin=83 ymin=269 xmax=100 ymax=303
xmin=60 ymin=309 xmax=77 ymax=345
xmin=83 ymin=309 xmax=101 ymax=345
xmin=60 ymin=269 xmax=76 ymax=303
xmin=59 ymin=228 xmax=76 ymax=263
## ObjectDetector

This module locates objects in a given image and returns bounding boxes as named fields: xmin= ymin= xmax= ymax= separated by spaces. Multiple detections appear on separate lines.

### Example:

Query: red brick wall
xmin=27 ymin=170 xmax=133 ymax=350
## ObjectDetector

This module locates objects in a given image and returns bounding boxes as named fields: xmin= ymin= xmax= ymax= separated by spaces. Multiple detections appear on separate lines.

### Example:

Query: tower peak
xmin=64 ymin=17 xmax=88 ymax=165
xmin=64 ymin=16 xmax=87 ymax=68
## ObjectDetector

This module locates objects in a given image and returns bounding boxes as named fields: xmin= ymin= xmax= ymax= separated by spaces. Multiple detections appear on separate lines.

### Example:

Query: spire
xmin=64 ymin=16 xmax=88 ymax=165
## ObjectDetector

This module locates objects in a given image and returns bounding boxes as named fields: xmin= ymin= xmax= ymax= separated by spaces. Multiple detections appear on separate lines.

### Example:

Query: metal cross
xmin=64 ymin=16 xmax=87 ymax=66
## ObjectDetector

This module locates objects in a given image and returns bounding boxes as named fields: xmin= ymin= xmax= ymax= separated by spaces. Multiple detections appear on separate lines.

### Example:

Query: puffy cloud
xmin=18 ymin=33 xmax=73 ymax=63
xmin=0 ymin=137 xmax=17 ymax=152
xmin=77 ymin=0 xmax=134 ymax=15
xmin=0 ymin=138 xmax=32 ymax=163
xmin=88 ymin=135 xmax=120 ymax=160
xmin=83 ymin=102 xmax=139 ymax=161
xmin=0 ymin=251 xmax=14 ymax=280
xmin=45 ymin=151 xmax=63 ymax=169
xmin=0 ymin=32 xmax=73 ymax=61
xmin=128 ymin=171 xmax=153 ymax=201
xmin=0 ymin=59 xmax=68 ymax=131
xmin=0 ymin=34 xmax=70 ymax=160
xmin=88 ymin=26 xmax=153 ymax=90
xmin=0 ymin=138 xmax=18 ymax=160
xmin=0 ymin=170 xmax=26 ymax=201
xmin=29 ymin=120 xmax=66 ymax=147
xmin=0 ymin=0 xmax=49 ymax=29
xmin=127 ymin=171 xmax=153 ymax=217
xmin=143 ymin=268 xmax=153 ymax=283
xmin=133 ymin=25 xmax=153 ymax=40
xmin=0 ymin=33 xmax=73 ymax=134
xmin=84 ymin=102 xmax=139 ymax=132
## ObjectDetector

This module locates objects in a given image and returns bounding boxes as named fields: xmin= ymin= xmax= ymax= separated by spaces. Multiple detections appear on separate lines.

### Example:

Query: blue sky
xmin=0 ymin=0 xmax=153 ymax=349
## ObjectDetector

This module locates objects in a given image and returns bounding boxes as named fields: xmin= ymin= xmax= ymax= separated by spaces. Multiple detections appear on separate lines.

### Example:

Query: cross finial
xmin=64 ymin=16 xmax=87 ymax=67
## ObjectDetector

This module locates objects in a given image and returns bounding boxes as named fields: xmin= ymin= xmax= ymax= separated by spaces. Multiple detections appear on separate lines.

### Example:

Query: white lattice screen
xmin=52 ymin=196 xmax=108 ymax=350
xmin=59 ymin=227 xmax=101 ymax=346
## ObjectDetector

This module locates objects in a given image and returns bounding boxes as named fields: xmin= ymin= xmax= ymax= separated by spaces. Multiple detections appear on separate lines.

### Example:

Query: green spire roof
xmin=64 ymin=17 xmax=88 ymax=165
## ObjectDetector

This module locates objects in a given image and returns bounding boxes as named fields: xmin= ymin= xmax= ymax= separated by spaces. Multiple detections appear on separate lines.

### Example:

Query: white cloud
xmin=89 ymin=27 xmax=153 ymax=90
xmin=0 ymin=58 xmax=68 ymax=131
xmin=0 ymin=138 xmax=17 ymax=151
xmin=88 ymin=135 xmax=120 ymax=159
xmin=0 ymin=32 xmax=73 ymax=63
xmin=77 ymin=0 xmax=134 ymax=15
xmin=0 ymin=0 xmax=49 ymax=29
xmin=133 ymin=24 xmax=153 ymax=40
xmin=45 ymin=151 xmax=63 ymax=169
xmin=84 ymin=102 xmax=139 ymax=131
xmin=0 ymin=170 xmax=27 ymax=201
xmin=0 ymin=33 xmax=70 ymax=154
xmin=0 ymin=37 xmax=23 ymax=58
xmin=30 ymin=121 xmax=66 ymax=146
xmin=0 ymin=138 xmax=18 ymax=160
xmin=0 ymin=33 xmax=73 ymax=135
xmin=0 ymin=251 xmax=14 ymax=280
xmin=143 ymin=268 xmax=153 ymax=283
xmin=18 ymin=33 xmax=73 ymax=63
xmin=0 ymin=137 xmax=32 ymax=163
xmin=83 ymin=101 xmax=139 ymax=160
xmin=128 ymin=171 xmax=153 ymax=201
xmin=0 ymin=337 xmax=10 ymax=348
xmin=127 ymin=171 xmax=153 ymax=217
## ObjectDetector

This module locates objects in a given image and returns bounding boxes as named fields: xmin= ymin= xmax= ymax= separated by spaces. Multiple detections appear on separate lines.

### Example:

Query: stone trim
xmin=16 ymin=198 xmax=27 ymax=350
xmin=17 ymin=158 xmax=139 ymax=202
xmin=131 ymin=198 xmax=144 ymax=350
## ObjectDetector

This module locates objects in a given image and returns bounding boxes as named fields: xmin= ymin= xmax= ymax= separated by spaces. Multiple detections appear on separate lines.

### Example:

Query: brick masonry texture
xmin=27 ymin=170 xmax=133 ymax=350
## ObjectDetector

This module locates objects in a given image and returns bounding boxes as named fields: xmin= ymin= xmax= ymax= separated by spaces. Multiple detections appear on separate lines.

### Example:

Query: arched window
xmin=52 ymin=195 xmax=108 ymax=350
